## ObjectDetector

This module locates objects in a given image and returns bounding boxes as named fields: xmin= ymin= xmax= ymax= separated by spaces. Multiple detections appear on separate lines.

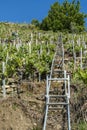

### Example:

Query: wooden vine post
xmin=28 ymin=41 xmax=31 ymax=54
xmin=72 ymin=40 xmax=76 ymax=70
xmin=2 ymin=62 xmax=6 ymax=97
xmin=80 ymin=48 xmax=83 ymax=69
xmin=6 ymin=52 xmax=9 ymax=64
xmin=31 ymin=33 xmax=33 ymax=43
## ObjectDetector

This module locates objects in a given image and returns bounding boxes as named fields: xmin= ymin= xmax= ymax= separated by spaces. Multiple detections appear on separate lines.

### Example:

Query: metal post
xmin=68 ymin=75 xmax=70 ymax=98
xmin=67 ymin=98 xmax=71 ymax=130
xmin=64 ymin=70 xmax=67 ymax=95
xmin=62 ymin=45 xmax=64 ymax=70
xmin=43 ymin=76 xmax=49 ymax=130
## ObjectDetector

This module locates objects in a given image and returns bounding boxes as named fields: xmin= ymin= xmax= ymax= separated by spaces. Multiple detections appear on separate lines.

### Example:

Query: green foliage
xmin=78 ymin=122 xmax=87 ymax=130
xmin=12 ymin=103 xmax=19 ymax=111
xmin=1 ymin=22 xmax=87 ymax=83
xmin=32 ymin=126 xmax=41 ymax=130
xmin=64 ymin=43 xmax=74 ymax=56
xmin=74 ymin=69 xmax=87 ymax=84
xmin=40 ymin=0 xmax=87 ymax=32
xmin=0 ymin=38 xmax=56 ymax=80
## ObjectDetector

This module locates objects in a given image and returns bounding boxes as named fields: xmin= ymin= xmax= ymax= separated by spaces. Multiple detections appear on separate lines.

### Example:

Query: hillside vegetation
xmin=0 ymin=22 xmax=86 ymax=130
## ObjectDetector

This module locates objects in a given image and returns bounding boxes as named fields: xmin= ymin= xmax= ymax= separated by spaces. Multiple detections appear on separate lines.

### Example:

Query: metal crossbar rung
xmin=49 ymin=106 xmax=63 ymax=110
xmin=48 ymin=78 xmax=68 ymax=81
xmin=52 ymin=80 xmax=64 ymax=83
xmin=47 ymin=102 xmax=68 ymax=105
xmin=49 ymin=95 xmax=67 ymax=98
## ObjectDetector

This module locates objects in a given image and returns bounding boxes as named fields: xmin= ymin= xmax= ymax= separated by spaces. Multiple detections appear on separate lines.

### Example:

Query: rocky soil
xmin=0 ymin=80 xmax=87 ymax=130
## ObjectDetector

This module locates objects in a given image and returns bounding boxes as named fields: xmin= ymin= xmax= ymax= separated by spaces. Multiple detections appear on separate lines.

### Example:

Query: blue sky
xmin=0 ymin=0 xmax=87 ymax=25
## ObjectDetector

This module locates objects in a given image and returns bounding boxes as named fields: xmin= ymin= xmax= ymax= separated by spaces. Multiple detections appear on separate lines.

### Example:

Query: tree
xmin=40 ymin=0 xmax=87 ymax=32
xmin=31 ymin=19 xmax=40 ymax=27
xmin=40 ymin=17 xmax=51 ymax=31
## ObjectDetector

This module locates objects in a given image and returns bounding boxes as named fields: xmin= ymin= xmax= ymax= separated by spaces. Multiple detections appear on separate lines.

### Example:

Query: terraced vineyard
xmin=0 ymin=22 xmax=87 ymax=130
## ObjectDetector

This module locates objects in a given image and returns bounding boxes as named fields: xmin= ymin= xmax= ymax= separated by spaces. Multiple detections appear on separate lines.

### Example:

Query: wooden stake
xmin=2 ymin=62 xmax=6 ymax=97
